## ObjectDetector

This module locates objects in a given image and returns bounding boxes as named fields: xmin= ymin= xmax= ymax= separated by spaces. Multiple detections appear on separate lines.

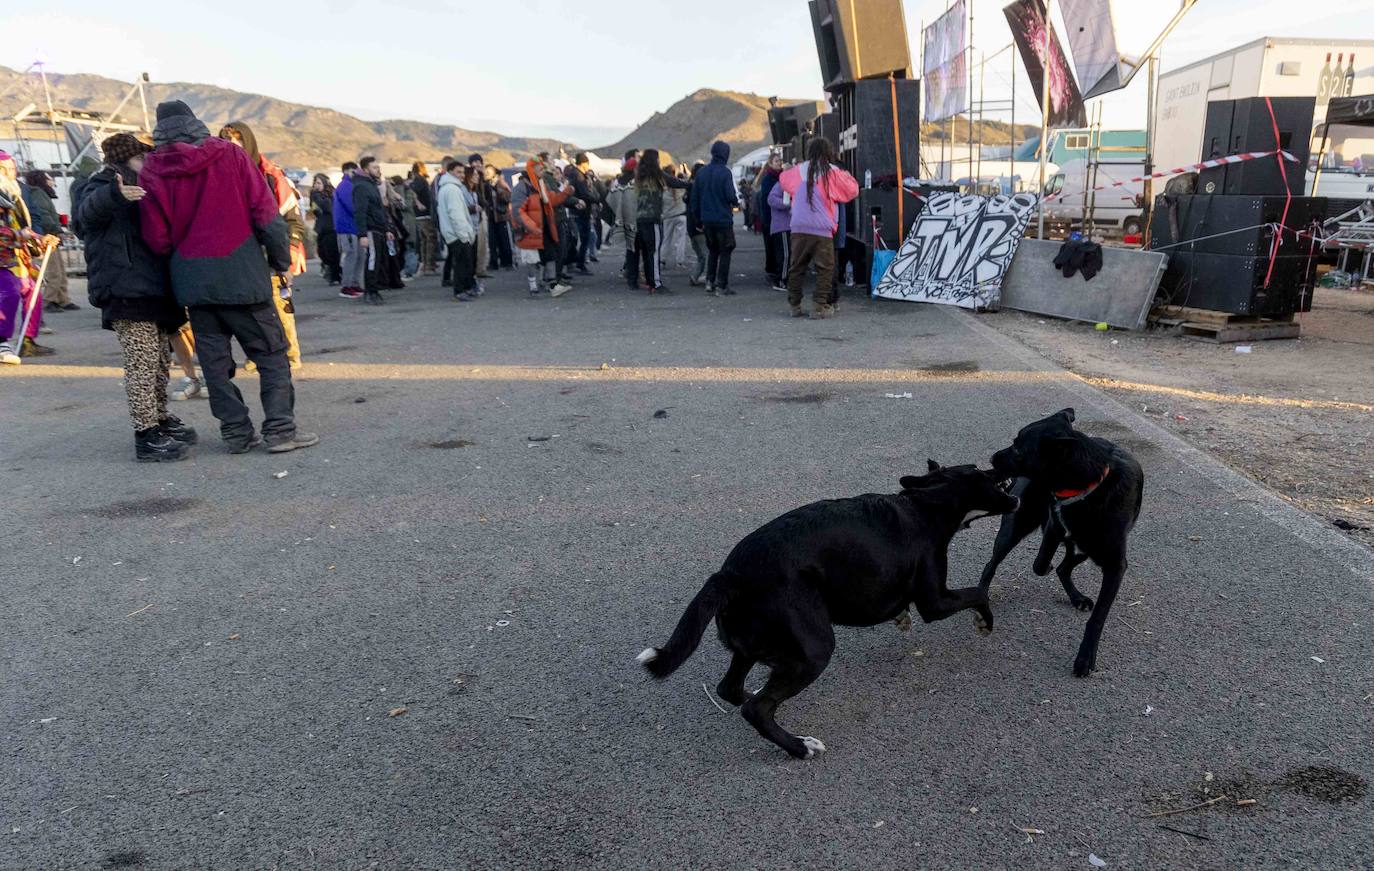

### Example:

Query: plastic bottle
xmin=386 ymin=237 xmax=397 ymax=257
xmin=864 ymin=169 xmax=872 ymax=189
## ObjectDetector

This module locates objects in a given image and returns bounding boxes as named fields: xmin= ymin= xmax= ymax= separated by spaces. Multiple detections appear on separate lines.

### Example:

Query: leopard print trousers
xmin=112 ymin=320 xmax=171 ymax=431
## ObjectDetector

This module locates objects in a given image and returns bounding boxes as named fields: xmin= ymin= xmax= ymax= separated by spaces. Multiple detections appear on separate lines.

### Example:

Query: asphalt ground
xmin=3 ymin=230 xmax=1372 ymax=870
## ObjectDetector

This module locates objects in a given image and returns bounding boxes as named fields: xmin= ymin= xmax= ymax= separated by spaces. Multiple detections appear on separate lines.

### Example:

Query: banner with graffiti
xmin=1003 ymin=0 xmax=1087 ymax=128
xmin=923 ymin=1 xmax=968 ymax=122
xmin=873 ymin=192 xmax=1039 ymax=309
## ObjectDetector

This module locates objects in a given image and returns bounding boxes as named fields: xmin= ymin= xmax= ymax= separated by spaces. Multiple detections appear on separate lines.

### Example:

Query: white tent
xmin=731 ymin=145 xmax=774 ymax=185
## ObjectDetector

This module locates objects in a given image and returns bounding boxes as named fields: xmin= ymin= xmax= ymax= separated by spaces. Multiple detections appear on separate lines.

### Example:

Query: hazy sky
xmin=4 ymin=0 xmax=1373 ymax=142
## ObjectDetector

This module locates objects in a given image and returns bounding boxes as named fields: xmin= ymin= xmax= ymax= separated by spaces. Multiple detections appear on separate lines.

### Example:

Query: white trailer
xmin=1153 ymin=37 xmax=1374 ymax=194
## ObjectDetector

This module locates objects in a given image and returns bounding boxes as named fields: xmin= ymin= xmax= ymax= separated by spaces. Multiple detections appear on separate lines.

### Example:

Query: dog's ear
xmin=900 ymin=475 xmax=923 ymax=489
xmin=926 ymin=459 xmax=942 ymax=472
xmin=1056 ymin=408 xmax=1076 ymax=423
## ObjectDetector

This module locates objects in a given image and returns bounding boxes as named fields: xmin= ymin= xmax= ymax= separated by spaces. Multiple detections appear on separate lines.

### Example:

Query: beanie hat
xmin=101 ymin=133 xmax=153 ymax=166
xmin=155 ymin=100 xmax=196 ymax=121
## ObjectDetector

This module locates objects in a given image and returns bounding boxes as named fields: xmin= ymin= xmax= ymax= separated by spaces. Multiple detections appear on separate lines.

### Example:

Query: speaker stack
xmin=807 ymin=0 xmax=920 ymax=253
xmin=1153 ymin=96 xmax=1324 ymax=316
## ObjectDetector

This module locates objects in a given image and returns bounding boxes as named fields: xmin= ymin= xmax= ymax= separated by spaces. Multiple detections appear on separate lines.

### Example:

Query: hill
xmin=601 ymin=90 xmax=1040 ymax=165
xmin=0 ymin=66 xmax=572 ymax=170
xmin=597 ymin=89 xmax=822 ymax=165
xmin=920 ymin=116 xmax=1039 ymax=146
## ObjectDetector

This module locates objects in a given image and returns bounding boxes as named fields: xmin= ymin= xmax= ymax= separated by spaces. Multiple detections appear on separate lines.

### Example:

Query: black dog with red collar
xmin=980 ymin=409 xmax=1145 ymax=677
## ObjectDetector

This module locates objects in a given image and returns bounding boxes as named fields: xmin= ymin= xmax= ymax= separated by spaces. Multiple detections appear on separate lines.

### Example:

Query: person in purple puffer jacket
xmin=766 ymin=170 xmax=792 ymax=294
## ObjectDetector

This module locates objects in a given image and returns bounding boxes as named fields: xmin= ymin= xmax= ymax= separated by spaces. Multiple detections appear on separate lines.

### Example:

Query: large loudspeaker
xmin=768 ymin=102 xmax=823 ymax=149
xmin=833 ymin=79 xmax=921 ymax=182
xmin=768 ymin=108 xmax=800 ymax=148
xmin=858 ymin=184 xmax=956 ymax=248
xmin=1197 ymin=97 xmax=1315 ymax=196
xmin=1157 ymin=252 xmax=1316 ymax=316
xmin=1150 ymin=194 xmax=1327 ymax=256
xmin=809 ymin=0 xmax=912 ymax=91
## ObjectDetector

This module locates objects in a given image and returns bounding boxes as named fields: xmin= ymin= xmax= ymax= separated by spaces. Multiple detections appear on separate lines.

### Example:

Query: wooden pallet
xmin=1150 ymin=305 xmax=1301 ymax=343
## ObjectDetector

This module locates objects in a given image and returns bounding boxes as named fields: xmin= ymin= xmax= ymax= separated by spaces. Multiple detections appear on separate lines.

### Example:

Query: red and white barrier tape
xmin=1041 ymin=150 xmax=1299 ymax=203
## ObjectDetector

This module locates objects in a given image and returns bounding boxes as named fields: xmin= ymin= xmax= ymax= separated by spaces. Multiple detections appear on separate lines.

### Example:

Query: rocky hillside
xmin=597 ymin=90 xmax=821 ymax=165
xmin=0 ymin=66 xmax=571 ymax=170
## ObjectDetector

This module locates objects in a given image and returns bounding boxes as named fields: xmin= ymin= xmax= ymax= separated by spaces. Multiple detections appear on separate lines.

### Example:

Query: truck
xmin=1012 ymin=128 xmax=1146 ymax=166
xmin=1153 ymin=36 xmax=1374 ymax=195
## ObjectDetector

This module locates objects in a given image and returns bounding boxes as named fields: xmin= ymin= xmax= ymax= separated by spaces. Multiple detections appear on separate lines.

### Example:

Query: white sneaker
xmin=0 ymin=342 xmax=20 ymax=365
xmin=550 ymin=283 xmax=571 ymax=298
xmin=171 ymin=376 xmax=203 ymax=400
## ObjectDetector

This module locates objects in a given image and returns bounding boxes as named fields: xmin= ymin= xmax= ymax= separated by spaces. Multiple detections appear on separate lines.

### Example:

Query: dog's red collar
xmin=1053 ymin=466 xmax=1110 ymax=503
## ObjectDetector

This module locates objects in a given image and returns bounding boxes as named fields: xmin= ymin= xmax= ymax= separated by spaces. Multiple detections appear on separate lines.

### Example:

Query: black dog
xmin=981 ymin=409 xmax=1144 ymax=677
xmin=638 ymin=463 xmax=1019 ymax=759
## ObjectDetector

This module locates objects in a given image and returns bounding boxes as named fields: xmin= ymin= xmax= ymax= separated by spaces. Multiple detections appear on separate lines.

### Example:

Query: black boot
xmin=158 ymin=414 xmax=198 ymax=445
xmin=136 ymin=426 xmax=190 ymax=462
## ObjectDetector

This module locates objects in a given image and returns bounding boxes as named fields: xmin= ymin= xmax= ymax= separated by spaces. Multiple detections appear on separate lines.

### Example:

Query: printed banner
xmin=1003 ymin=0 xmax=1087 ymax=128
xmin=873 ymin=192 xmax=1039 ymax=309
xmin=923 ymin=1 xmax=968 ymax=122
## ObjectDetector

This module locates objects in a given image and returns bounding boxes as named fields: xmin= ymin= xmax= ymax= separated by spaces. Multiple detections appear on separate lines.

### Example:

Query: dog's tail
xmin=637 ymin=571 xmax=735 ymax=679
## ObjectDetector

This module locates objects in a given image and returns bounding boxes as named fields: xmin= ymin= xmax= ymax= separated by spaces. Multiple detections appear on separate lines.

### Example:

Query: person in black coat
xmin=310 ymin=173 xmax=341 ymax=284
xmin=71 ymin=133 xmax=195 ymax=462
xmin=352 ymin=156 xmax=391 ymax=304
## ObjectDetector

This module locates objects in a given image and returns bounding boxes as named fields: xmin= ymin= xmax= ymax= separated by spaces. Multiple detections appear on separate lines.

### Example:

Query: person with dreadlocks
xmin=777 ymin=137 xmax=857 ymax=319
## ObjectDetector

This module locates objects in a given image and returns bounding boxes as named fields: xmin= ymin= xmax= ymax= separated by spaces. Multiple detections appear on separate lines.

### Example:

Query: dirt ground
xmin=981 ymin=286 xmax=1374 ymax=550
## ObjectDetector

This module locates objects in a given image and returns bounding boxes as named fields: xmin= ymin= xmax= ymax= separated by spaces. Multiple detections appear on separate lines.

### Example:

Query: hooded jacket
xmin=778 ymin=159 xmax=859 ymax=238
xmin=139 ymin=105 xmax=289 ymax=307
xmin=22 ymin=183 xmax=62 ymax=235
xmin=688 ymin=141 xmax=738 ymax=227
xmin=512 ymin=163 xmax=571 ymax=251
xmin=310 ymin=188 xmax=335 ymax=235
xmin=352 ymin=172 xmax=389 ymax=236
xmin=333 ymin=172 xmax=357 ymax=235
xmin=436 ymin=173 xmax=475 ymax=245
xmin=221 ymin=121 xmax=307 ymax=275
xmin=71 ymin=165 xmax=183 ymax=330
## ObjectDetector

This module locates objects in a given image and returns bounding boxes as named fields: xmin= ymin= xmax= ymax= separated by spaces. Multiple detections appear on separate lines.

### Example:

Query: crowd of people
xmin=2 ymin=98 xmax=861 ymax=464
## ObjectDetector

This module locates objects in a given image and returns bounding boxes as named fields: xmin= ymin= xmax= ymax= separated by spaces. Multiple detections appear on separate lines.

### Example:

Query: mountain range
xmin=1 ymin=65 xmax=1036 ymax=172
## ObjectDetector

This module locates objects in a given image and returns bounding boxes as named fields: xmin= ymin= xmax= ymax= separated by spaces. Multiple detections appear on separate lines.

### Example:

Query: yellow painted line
xmin=4 ymin=363 xmax=1370 ymax=412
xmin=1080 ymin=376 xmax=1374 ymax=413
xmin=1 ymin=362 xmax=1066 ymax=385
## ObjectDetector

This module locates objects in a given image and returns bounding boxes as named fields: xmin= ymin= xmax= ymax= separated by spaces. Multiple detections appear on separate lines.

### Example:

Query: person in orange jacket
xmin=219 ymin=121 xmax=305 ymax=368
xmin=511 ymin=158 xmax=572 ymax=298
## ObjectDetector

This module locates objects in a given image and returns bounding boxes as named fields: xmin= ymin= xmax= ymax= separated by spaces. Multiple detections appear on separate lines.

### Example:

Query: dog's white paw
xmin=800 ymin=736 xmax=827 ymax=758
xmin=636 ymin=648 xmax=658 ymax=665
xmin=973 ymin=613 xmax=992 ymax=636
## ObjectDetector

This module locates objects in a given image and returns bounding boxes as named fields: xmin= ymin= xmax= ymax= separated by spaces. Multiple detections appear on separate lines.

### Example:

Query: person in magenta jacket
xmin=139 ymin=100 xmax=317 ymax=455
xmin=777 ymin=137 xmax=858 ymax=319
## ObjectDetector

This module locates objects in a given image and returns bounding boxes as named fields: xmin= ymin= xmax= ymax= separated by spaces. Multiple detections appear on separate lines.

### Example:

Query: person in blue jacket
xmin=332 ymin=162 xmax=361 ymax=298
xmin=687 ymin=140 xmax=739 ymax=296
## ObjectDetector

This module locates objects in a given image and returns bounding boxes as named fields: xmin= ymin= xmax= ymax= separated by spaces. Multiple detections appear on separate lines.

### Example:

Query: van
xmin=1042 ymin=158 xmax=1147 ymax=236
